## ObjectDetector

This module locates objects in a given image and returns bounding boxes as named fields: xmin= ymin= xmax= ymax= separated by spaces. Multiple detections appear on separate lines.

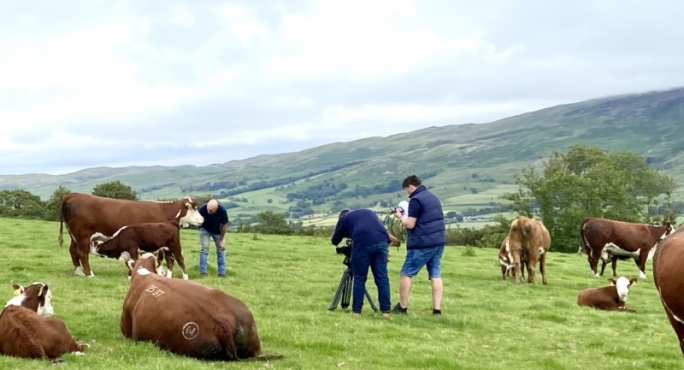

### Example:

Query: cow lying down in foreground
xmin=0 ymin=282 xmax=89 ymax=361
xmin=121 ymin=254 xmax=283 ymax=361
xmin=90 ymin=220 xmax=188 ymax=280
xmin=576 ymin=277 xmax=638 ymax=313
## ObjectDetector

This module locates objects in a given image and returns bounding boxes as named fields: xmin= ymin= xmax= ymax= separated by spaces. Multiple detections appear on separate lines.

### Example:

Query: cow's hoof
xmin=182 ymin=273 xmax=189 ymax=280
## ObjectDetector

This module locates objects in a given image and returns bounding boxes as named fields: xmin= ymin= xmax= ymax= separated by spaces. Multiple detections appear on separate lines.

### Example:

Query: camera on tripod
xmin=335 ymin=238 xmax=353 ymax=257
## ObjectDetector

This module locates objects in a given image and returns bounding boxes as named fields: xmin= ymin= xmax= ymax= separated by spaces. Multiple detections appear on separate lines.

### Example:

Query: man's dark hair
xmin=401 ymin=175 xmax=422 ymax=189
xmin=338 ymin=209 xmax=350 ymax=219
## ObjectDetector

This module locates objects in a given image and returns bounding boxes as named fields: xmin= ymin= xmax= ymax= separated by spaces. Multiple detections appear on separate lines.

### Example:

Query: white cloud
xmin=0 ymin=0 xmax=683 ymax=175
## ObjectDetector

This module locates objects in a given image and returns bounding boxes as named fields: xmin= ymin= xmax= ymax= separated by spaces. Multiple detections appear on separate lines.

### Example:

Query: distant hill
xmin=3 ymin=87 xmax=684 ymax=221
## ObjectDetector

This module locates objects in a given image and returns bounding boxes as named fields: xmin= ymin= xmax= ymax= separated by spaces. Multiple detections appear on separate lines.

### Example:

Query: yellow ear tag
xmin=13 ymin=289 xmax=21 ymax=296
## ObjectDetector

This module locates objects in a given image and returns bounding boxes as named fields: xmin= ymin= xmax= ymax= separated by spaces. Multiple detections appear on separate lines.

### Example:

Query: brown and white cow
xmin=580 ymin=217 xmax=673 ymax=279
xmin=498 ymin=236 xmax=526 ymax=280
xmin=0 ymin=282 xmax=89 ymax=360
xmin=653 ymin=223 xmax=684 ymax=355
xmin=576 ymin=277 xmax=638 ymax=313
xmin=89 ymin=220 xmax=189 ymax=280
xmin=120 ymin=255 xmax=283 ymax=361
xmin=505 ymin=216 xmax=551 ymax=284
xmin=58 ymin=193 xmax=204 ymax=277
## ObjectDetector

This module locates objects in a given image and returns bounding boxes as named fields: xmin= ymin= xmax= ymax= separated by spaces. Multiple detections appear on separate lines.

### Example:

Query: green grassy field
xmin=1 ymin=218 xmax=682 ymax=369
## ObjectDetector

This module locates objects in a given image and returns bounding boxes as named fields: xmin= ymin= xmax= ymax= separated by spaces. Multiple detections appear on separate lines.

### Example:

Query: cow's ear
xmin=12 ymin=284 xmax=24 ymax=296
xmin=630 ymin=278 xmax=638 ymax=286
xmin=607 ymin=278 xmax=616 ymax=286
xmin=38 ymin=284 xmax=48 ymax=297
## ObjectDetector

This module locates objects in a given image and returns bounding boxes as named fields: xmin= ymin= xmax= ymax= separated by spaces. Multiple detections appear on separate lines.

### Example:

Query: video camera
xmin=335 ymin=238 xmax=353 ymax=257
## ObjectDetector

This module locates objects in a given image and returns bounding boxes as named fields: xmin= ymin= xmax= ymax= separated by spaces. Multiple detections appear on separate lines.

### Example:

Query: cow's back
xmin=0 ymin=306 xmax=82 ymax=359
xmin=654 ymin=230 xmax=684 ymax=317
xmin=63 ymin=193 xmax=173 ymax=238
xmin=583 ymin=218 xmax=656 ymax=249
xmin=122 ymin=275 xmax=260 ymax=360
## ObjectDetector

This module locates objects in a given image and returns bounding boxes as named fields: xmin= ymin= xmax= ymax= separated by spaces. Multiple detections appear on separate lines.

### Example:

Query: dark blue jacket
xmin=406 ymin=185 xmax=446 ymax=250
xmin=331 ymin=209 xmax=391 ymax=248
xmin=199 ymin=204 xmax=229 ymax=235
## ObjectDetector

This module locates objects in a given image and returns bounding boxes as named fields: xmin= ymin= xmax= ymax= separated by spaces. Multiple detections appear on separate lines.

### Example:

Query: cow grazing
xmin=580 ymin=217 xmax=673 ymax=279
xmin=90 ymin=220 xmax=189 ymax=280
xmin=505 ymin=216 xmax=551 ymax=284
xmin=653 ymin=224 xmax=684 ymax=354
xmin=498 ymin=236 xmax=526 ymax=280
xmin=0 ymin=283 xmax=89 ymax=360
xmin=577 ymin=277 xmax=638 ymax=313
xmin=58 ymin=193 xmax=204 ymax=277
xmin=120 ymin=255 xmax=283 ymax=362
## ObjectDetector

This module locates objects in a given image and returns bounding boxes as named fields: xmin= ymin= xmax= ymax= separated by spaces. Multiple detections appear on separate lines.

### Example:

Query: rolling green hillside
xmin=2 ymin=87 xmax=684 ymax=222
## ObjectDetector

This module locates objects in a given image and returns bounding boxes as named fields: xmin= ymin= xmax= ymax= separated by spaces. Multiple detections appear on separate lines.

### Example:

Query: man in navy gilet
xmin=331 ymin=209 xmax=392 ymax=317
xmin=392 ymin=175 xmax=446 ymax=316
xmin=198 ymin=199 xmax=229 ymax=277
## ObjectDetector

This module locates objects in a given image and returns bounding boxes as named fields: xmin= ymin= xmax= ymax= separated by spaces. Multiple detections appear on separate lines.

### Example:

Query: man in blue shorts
xmin=392 ymin=175 xmax=446 ymax=316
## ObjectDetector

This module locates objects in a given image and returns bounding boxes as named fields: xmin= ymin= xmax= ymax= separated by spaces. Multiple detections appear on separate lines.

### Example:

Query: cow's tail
xmin=579 ymin=218 xmax=590 ymax=257
xmin=58 ymin=196 xmax=67 ymax=247
xmin=240 ymin=354 xmax=285 ymax=362
xmin=213 ymin=319 xmax=239 ymax=360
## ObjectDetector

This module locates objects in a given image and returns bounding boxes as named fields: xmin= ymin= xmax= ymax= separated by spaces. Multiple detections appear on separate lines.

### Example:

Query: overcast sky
xmin=1 ymin=0 xmax=682 ymax=175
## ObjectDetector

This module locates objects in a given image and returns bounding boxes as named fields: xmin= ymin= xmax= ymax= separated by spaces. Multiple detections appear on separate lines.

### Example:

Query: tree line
xmin=0 ymin=145 xmax=677 ymax=254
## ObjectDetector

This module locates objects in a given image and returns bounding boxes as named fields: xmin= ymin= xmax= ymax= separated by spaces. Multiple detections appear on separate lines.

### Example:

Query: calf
xmin=576 ymin=277 xmax=638 ymax=313
xmin=90 ymin=220 xmax=189 ymax=280
xmin=0 ymin=282 xmax=89 ymax=360
xmin=120 ymin=255 xmax=283 ymax=361
xmin=498 ymin=237 xmax=526 ymax=280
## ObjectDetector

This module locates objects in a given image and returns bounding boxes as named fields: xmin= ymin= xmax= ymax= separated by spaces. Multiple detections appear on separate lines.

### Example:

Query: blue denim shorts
xmin=400 ymin=246 xmax=444 ymax=279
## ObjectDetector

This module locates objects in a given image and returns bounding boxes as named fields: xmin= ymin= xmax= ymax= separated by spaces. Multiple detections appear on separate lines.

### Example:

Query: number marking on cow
xmin=182 ymin=322 xmax=200 ymax=340
xmin=144 ymin=285 xmax=165 ymax=297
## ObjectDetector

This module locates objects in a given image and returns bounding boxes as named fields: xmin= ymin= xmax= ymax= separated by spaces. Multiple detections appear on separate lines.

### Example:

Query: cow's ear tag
xmin=13 ymin=289 xmax=21 ymax=296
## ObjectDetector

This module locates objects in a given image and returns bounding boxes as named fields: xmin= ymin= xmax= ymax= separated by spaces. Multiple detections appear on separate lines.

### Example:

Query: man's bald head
xmin=207 ymin=199 xmax=219 ymax=213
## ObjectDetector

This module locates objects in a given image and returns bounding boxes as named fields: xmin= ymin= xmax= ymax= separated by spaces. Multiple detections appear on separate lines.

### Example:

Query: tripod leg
xmin=341 ymin=271 xmax=353 ymax=309
xmin=364 ymin=289 xmax=379 ymax=312
xmin=328 ymin=269 xmax=351 ymax=311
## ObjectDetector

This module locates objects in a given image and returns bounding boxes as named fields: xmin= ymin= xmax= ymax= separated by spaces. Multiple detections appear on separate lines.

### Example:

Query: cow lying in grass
xmin=120 ymin=254 xmax=283 ymax=361
xmin=90 ymin=220 xmax=189 ymax=280
xmin=0 ymin=282 xmax=89 ymax=361
xmin=576 ymin=277 xmax=638 ymax=313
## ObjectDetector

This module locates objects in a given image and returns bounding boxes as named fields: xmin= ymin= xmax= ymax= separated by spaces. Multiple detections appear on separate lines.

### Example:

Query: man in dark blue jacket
xmin=331 ymin=209 xmax=392 ymax=317
xmin=392 ymin=175 xmax=446 ymax=316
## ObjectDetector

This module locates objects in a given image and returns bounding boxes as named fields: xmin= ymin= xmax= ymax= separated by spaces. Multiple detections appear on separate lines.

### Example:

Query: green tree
xmin=502 ymin=144 xmax=676 ymax=253
xmin=92 ymin=181 xmax=138 ymax=200
xmin=0 ymin=189 xmax=46 ymax=219
xmin=255 ymin=211 xmax=294 ymax=235
xmin=45 ymin=186 xmax=71 ymax=221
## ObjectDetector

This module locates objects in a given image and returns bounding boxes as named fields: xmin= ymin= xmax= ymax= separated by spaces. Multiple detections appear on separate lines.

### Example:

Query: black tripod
xmin=328 ymin=265 xmax=378 ymax=312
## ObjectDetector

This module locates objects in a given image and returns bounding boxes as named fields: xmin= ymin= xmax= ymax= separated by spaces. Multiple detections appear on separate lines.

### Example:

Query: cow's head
xmin=89 ymin=229 xmax=131 ymax=261
xmin=5 ymin=282 xmax=54 ymax=317
xmin=608 ymin=277 xmax=637 ymax=302
xmin=178 ymin=197 xmax=204 ymax=228
xmin=127 ymin=253 xmax=160 ymax=279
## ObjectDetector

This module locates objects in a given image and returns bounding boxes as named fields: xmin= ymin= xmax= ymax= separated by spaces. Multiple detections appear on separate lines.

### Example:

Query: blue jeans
xmin=199 ymin=228 xmax=226 ymax=275
xmin=350 ymin=242 xmax=391 ymax=314
xmin=400 ymin=245 xmax=444 ymax=279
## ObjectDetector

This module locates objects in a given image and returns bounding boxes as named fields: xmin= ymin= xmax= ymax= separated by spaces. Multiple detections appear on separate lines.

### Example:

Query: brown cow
xmin=653 ymin=223 xmax=684 ymax=354
xmin=58 ymin=193 xmax=204 ymax=277
xmin=120 ymin=255 xmax=283 ymax=361
xmin=580 ymin=217 xmax=673 ymax=279
xmin=0 ymin=282 xmax=89 ymax=360
xmin=506 ymin=216 xmax=551 ymax=284
xmin=90 ymin=220 xmax=188 ymax=280
xmin=576 ymin=277 xmax=638 ymax=313
xmin=498 ymin=236 xmax=526 ymax=280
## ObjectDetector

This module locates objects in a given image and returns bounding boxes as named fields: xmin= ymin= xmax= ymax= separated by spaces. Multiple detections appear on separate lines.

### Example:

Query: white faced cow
xmin=580 ymin=217 xmax=672 ymax=279
xmin=58 ymin=193 xmax=204 ymax=277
